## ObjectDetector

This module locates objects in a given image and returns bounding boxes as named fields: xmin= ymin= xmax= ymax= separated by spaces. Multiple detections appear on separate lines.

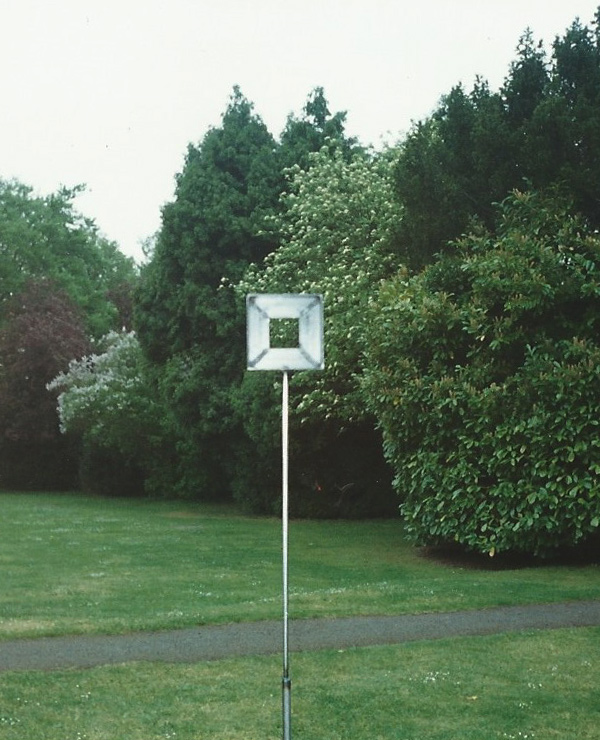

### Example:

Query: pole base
xmin=282 ymin=675 xmax=292 ymax=740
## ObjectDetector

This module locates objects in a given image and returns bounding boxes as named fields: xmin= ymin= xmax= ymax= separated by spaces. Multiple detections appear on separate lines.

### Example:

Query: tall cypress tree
xmin=135 ymin=88 xmax=282 ymax=498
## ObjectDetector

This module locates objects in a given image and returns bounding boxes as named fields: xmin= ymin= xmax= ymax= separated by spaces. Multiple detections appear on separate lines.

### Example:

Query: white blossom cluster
xmin=47 ymin=331 xmax=158 ymax=453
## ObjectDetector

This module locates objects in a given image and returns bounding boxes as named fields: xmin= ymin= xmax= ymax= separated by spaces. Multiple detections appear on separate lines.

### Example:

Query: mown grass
xmin=0 ymin=491 xmax=598 ymax=640
xmin=0 ymin=628 xmax=598 ymax=739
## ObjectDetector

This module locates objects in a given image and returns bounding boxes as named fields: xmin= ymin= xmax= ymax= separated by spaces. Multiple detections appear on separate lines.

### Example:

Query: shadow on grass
xmin=419 ymin=532 xmax=600 ymax=571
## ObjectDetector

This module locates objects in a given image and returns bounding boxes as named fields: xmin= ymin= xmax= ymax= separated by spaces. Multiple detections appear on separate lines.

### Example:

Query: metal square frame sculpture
xmin=246 ymin=293 xmax=324 ymax=740
xmin=246 ymin=293 xmax=324 ymax=371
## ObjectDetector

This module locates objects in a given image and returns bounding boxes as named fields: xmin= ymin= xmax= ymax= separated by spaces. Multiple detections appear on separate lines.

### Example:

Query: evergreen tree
xmin=394 ymin=9 xmax=600 ymax=269
xmin=279 ymin=86 xmax=358 ymax=171
xmin=135 ymin=88 xmax=282 ymax=498
xmin=135 ymin=86 xmax=361 ymax=500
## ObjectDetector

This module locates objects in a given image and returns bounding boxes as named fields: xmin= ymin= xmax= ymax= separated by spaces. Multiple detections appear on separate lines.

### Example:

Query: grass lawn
xmin=1 ymin=491 xmax=599 ymax=739
xmin=0 ymin=627 xmax=598 ymax=739
xmin=0 ymin=491 xmax=599 ymax=640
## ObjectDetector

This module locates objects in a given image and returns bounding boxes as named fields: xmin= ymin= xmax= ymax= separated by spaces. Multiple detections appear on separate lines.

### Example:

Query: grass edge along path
xmin=0 ymin=599 xmax=599 ymax=673
xmin=0 ymin=627 xmax=598 ymax=739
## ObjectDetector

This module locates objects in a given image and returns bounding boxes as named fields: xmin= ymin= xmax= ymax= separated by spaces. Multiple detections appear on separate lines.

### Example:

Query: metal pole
xmin=281 ymin=370 xmax=291 ymax=740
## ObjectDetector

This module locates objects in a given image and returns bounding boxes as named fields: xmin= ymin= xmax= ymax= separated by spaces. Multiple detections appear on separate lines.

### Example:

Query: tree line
xmin=3 ymin=8 xmax=600 ymax=556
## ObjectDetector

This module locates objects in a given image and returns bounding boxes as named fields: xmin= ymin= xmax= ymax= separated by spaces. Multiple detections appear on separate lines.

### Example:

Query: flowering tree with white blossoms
xmin=233 ymin=145 xmax=403 ymax=515
xmin=239 ymin=145 xmax=402 ymax=426
xmin=48 ymin=331 xmax=171 ymax=495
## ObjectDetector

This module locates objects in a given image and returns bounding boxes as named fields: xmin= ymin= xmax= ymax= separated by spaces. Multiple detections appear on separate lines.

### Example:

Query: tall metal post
xmin=281 ymin=370 xmax=292 ymax=740
xmin=246 ymin=294 xmax=323 ymax=739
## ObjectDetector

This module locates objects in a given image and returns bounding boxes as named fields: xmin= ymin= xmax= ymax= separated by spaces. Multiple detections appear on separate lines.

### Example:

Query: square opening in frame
xmin=246 ymin=294 xmax=324 ymax=371
xmin=270 ymin=318 xmax=300 ymax=348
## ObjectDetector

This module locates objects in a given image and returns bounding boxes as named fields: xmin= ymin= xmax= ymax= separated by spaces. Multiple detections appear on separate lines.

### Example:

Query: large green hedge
xmin=363 ymin=191 xmax=600 ymax=555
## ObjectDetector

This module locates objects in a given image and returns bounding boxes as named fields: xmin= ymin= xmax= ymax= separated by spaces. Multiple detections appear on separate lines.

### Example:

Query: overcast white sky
xmin=1 ymin=0 xmax=599 ymax=262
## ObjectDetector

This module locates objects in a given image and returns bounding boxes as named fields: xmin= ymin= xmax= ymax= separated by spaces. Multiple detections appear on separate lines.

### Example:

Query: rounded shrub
xmin=363 ymin=191 xmax=600 ymax=556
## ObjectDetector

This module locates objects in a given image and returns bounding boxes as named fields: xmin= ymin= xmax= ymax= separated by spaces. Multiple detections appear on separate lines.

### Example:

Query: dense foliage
xmin=48 ymin=331 xmax=175 ymax=497
xmin=363 ymin=191 xmax=600 ymax=555
xmin=0 ymin=180 xmax=137 ymax=489
xmin=234 ymin=146 xmax=401 ymax=515
xmin=0 ymin=279 xmax=91 ymax=488
xmin=395 ymin=11 xmax=600 ymax=268
xmin=3 ymin=7 xmax=597 ymax=555
xmin=135 ymin=88 xmax=285 ymax=498
xmin=0 ymin=180 xmax=137 ymax=336
xmin=135 ymin=87 xmax=360 ymax=501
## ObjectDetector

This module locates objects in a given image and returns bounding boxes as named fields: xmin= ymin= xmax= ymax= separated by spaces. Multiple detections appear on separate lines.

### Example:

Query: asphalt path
xmin=1 ymin=600 xmax=599 ymax=673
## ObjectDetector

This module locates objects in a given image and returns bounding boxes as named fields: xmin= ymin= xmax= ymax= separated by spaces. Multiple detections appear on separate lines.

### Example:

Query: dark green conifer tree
xmin=135 ymin=88 xmax=283 ymax=498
